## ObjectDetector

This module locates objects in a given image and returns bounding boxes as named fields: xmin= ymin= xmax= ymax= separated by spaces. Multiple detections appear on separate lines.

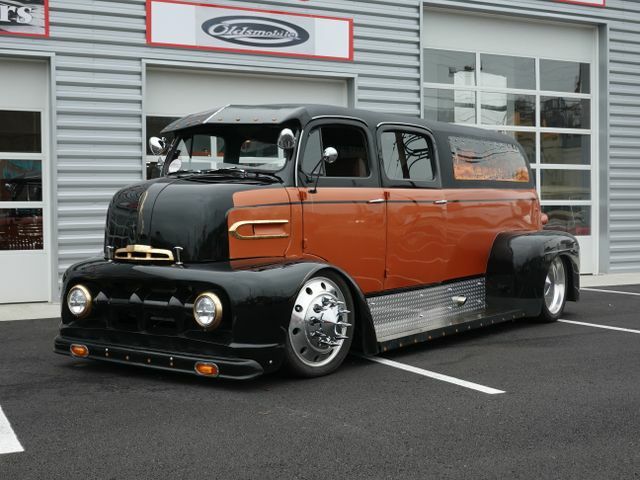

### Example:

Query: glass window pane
xmin=424 ymin=88 xmax=475 ymax=124
xmin=541 ymin=133 xmax=590 ymax=165
xmin=541 ymin=97 xmax=590 ymax=129
xmin=480 ymin=54 xmax=535 ymax=90
xmin=381 ymin=131 xmax=434 ymax=181
xmin=0 ymin=208 xmax=43 ymax=250
xmin=322 ymin=126 xmax=370 ymax=178
xmin=540 ymin=60 xmax=590 ymax=94
xmin=481 ymin=93 xmax=535 ymax=126
xmin=423 ymin=49 xmax=476 ymax=86
xmin=0 ymin=160 xmax=42 ymax=201
xmin=542 ymin=205 xmax=591 ymax=236
xmin=503 ymin=132 xmax=536 ymax=164
xmin=146 ymin=116 xmax=178 ymax=155
xmin=301 ymin=128 xmax=322 ymax=174
xmin=0 ymin=111 xmax=41 ymax=153
xmin=450 ymin=136 xmax=530 ymax=182
xmin=541 ymin=169 xmax=590 ymax=200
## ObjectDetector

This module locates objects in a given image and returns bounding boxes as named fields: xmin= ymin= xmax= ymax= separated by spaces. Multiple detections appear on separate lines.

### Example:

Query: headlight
xmin=67 ymin=285 xmax=92 ymax=318
xmin=193 ymin=292 xmax=223 ymax=329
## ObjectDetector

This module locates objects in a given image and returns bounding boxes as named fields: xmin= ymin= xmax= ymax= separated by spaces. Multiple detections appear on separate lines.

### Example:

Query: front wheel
xmin=537 ymin=256 xmax=568 ymax=323
xmin=285 ymin=271 xmax=355 ymax=377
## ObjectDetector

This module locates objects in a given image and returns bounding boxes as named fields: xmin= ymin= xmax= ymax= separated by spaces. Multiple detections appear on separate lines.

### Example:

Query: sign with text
xmin=555 ymin=0 xmax=605 ymax=7
xmin=0 ymin=0 xmax=49 ymax=38
xmin=147 ymin=0 xmax=353 ymax=61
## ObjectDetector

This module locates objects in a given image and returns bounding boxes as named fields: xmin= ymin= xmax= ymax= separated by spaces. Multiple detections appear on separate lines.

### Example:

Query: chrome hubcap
xmin=544 ymin=257 xmax=566 ymax=315
xmin=288 ymin=277 xmax=351 ymax=368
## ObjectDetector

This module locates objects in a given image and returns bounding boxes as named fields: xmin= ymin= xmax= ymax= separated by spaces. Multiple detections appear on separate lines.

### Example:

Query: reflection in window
xmin=423 ymin=49 xmax=476 ymax=86
xmin=541 ymin=133 xmax=590 ymax=165
xmin=541 ymin=169 xmax=590 ymax=200
xmin=540 ymin=60 xmax=590 ymax=94
xmin=424 ymin=88 xmax=475 ymax=124
xmin=450 ymin=136 xmax=530 ymax=182
xmin=381 ymin=131 xmax=434 ymax=181
xmin=0 ymin=160 xmax=42 ymax=201
xmin=0 ymin=208 xmax=43 ymax=250
xmin=543 ymin=205 xmax=591 ymax=236
xmin=541 ymin=97 xmax=590 ymax=129
xmin=0 ymin=111 xmax=41 ymax=153
xmin=480 ymin=54 xmax=535 ymax=90
xmin=503 ymin=132 xmax=536 ymax=164
xmin=481 ymin=93 xmax=535 ymax=126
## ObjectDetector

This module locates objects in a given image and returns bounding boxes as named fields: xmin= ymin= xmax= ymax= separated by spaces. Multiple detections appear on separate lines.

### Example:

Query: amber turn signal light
xmin=194 ymin=362 xmax=219 ymax=377
xmin=70 ymin=344 xmax=89 ymax=358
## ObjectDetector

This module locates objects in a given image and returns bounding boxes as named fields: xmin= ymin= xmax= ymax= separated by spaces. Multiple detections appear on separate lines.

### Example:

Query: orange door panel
xmin=301 ymin=187 xmax=386 ymax=293
xmin=444 ymin=188 xmax=540 ymax=280
xmin=384 ymin=189 xmax=447 ymax=290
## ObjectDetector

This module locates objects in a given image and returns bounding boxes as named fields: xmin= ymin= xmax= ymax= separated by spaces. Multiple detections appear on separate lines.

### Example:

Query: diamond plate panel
xmin=367 ymin=277 xmax=486 ymax=342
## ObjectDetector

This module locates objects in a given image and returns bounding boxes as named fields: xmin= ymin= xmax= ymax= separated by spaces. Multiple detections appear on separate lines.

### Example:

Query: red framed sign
xmin=0 ymin=0 xmax=49 ymax=38
xmin=147 ymin=0 xmax=354 ymax=61
xmin=555 ymin=0 xmax=605 ymax=6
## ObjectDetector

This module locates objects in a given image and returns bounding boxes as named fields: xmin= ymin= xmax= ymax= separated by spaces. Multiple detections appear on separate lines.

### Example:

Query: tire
xmin=537 ymin=256 xmax=568 ymax=323
xmin=284 ymin=271 xmax=355 ymax=378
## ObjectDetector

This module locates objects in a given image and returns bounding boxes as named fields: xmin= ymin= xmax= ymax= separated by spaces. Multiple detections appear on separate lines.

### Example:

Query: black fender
xmin=486 ymin=230 xmax=580 ymax=317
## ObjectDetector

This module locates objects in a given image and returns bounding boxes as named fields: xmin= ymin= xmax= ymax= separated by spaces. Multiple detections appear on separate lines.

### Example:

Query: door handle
xmin=367 ymin=198 xmax=385 ymax=204
xmin=434 ymin=199 xmax=447 ymax=205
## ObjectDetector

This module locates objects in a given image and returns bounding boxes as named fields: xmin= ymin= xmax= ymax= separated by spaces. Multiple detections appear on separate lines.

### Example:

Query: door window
xmin=380 ymin=131 xmax=435 ymax=181
xmin=301 ymin=125 xmax=370 ymax=178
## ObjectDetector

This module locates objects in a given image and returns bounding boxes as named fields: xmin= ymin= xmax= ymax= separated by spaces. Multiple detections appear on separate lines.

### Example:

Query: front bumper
xmin=55 ymin=335 xmax=268 ymax=380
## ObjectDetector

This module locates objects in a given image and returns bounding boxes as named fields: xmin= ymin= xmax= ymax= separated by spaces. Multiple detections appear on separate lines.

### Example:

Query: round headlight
xmin=67 ymin=285 xmax=92 ymax=318
xmin=193 ymin=292 xmax=223 ymax=329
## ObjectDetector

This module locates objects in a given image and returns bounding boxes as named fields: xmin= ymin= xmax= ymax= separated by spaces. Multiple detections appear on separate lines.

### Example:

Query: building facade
xmin=0 ymin=0 xmax=636 ymax=303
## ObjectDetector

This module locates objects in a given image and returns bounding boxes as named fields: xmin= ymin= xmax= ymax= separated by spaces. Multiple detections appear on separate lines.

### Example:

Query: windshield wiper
xmin=198 ymin=168 xmax=283 ymax=183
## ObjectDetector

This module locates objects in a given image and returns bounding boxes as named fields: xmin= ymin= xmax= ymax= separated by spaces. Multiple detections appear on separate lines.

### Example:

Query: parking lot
xmin=0 ymin=286 xmax=639 ymax=479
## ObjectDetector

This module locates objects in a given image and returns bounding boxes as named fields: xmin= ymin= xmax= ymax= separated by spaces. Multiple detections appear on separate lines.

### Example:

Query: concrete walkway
xmin=1 ymin=273 xmax=639 ymax=322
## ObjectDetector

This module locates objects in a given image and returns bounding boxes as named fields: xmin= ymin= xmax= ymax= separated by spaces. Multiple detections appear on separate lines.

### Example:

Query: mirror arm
xmin=307 ymin=157 xmax=325 ymax=194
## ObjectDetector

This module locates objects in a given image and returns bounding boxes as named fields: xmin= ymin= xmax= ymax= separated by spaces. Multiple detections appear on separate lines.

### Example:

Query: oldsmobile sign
xmin=0 ymin=0 xmax=49 ymax=38
xmin=147 ymin=0 xmax=353 ymax=61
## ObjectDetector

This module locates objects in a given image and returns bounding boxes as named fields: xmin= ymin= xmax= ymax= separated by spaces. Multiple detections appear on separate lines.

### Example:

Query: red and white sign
xmin=0 ymin=0 xmax=49 ymax=38
xmin=555 ymin=0 xmax=605 ymax=7
xmin=147 ymin=0 xmax=353 ymax=61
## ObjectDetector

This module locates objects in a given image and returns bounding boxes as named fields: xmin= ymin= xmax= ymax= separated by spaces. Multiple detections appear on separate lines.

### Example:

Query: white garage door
xmin=144 ymin=68 xmax=349 ymax=174
xmin=423 ymin=10 xmax=598 ymax=273
xmin=0 ymin=59 xmax=51 ymax=303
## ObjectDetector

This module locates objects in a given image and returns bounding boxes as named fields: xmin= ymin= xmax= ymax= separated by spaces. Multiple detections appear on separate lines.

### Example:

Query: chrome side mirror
xmin=149 ymin=136 xmax=166 ymax=155
xmin=322 ymin=147 xmax=338 ymax=164
xmin=277 ymin=128 xmax=296 ymax=150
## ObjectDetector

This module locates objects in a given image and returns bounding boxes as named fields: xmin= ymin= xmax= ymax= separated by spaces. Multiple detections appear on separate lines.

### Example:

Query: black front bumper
xmin=55 ymin=335 xmax=268 ymax=380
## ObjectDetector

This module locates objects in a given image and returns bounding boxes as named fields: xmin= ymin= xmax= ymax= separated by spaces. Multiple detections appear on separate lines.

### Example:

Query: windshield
xmin=163 ymin=124 xmax=297 ymax=175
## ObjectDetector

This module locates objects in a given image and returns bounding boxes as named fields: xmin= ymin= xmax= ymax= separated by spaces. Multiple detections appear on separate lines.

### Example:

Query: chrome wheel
xmin=544 ymin=257 xmax=566 ymax=316
xmin=288 ymin=277 xmax=352 ymax=368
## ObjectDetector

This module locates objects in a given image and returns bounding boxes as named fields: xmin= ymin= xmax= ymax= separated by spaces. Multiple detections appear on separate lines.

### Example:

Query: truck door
xmin=298 ymin=120 xmax=386 ymax=294
xmin=377 ymin=125 xmax=447 ymax=290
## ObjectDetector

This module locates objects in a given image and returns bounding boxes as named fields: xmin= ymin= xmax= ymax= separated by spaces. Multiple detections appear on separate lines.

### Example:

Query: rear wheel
xmin=285 ymin=272 xmax=355 ymax=377
xmin=538 ymin=256 xmax=567 ymax=323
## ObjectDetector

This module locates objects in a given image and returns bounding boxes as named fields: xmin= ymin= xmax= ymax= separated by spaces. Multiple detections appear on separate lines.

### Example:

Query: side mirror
xmin=322 ymin=147 xmax=338 ymax=164
xmin=277 ymin=128 xmax=296 ymax=150
xmin=149 ymin=136 xmax=166 ymax=155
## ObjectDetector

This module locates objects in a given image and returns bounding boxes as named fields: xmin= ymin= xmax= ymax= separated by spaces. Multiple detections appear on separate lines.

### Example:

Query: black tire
xmin=537 ymin=256 xmax=568 ymax=323
xmin=284 ymin=270 xmax=355 ymax=378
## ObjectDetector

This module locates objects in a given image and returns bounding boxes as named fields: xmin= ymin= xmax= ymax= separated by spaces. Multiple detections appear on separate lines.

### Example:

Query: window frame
xmin=298 ymin=118 xmax=379 ymax=189
xmin=376 ymin=123 xmax=441 ymax=189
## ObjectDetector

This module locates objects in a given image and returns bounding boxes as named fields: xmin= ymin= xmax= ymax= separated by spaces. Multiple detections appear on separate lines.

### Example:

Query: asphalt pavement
xmin=0 ymin=287 xmax=639 ymax=479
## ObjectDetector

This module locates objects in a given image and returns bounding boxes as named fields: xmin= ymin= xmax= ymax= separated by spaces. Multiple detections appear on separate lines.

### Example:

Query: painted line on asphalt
xmin=559 ymin=319 xmax=640 ymax=335
xmin=582 ymin=287 xmax=640 ymax=297
xmin=361 ymin=355 xmax=505 ymax=395
xmin=0 ymin=406 xmax=24 ymax=455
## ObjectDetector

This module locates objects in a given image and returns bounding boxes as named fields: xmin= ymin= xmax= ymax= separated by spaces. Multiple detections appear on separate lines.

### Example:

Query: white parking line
xmin=582 ymin=287 xmax=640 ymax=297
xmin=559 ymin=319 xmax=640 ymax=335
xmin=361 ymin=355 xmax=505 ymax=395
xmin=0 ymin=406 xmax=23 ymax=455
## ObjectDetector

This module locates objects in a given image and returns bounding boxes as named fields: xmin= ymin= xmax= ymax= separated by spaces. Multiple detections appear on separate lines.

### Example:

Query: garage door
xmin=0 ymin=59 xmax=50 ymax=303
xmin=423 ymin=10 xmax=598 ymax=274
xmin=144 ymin=68 xmax=349 ymax=175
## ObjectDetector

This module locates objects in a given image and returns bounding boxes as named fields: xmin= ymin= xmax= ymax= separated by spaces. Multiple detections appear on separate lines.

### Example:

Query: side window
xmin=450 ymin=136 xmax=530 ymax=182
xmin=301 ymin=125 xmax=370 ymax=178
xmin=381 ymin=131 xmax=435 ymax=181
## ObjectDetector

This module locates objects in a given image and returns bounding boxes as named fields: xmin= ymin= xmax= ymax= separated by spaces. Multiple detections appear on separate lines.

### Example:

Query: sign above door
xmin=0 ymin=0 xmax=49 ymax=38
xmin=147 ymin=0 xmax=353 ymax=61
